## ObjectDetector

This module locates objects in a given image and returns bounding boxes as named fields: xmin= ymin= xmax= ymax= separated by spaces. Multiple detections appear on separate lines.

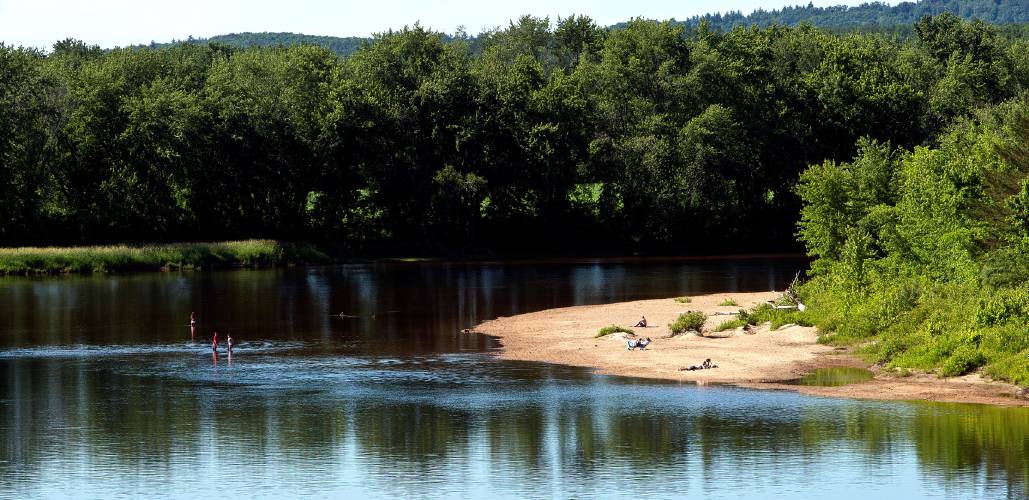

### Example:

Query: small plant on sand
xmin=714 ymin=318 xmax=748 ymax=332
xmin=674 ymin=296 xmax=692 ymax=304
xmin=718 ymin=298 xmax=739 ymax=306
xmin=596 ymin=325 xmax=635 ymax=338
xmin=669 ymin=311 xmax=706 ymax=335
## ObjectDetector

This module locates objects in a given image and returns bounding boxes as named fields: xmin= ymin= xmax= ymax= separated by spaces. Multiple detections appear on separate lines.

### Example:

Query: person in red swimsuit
xmin=212 ymin=332 xmax=219 ymax=352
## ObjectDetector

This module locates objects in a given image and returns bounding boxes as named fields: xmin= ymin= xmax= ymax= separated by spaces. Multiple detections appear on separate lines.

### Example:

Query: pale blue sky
xmin=0 ymin=0 xmax=903 ymax=50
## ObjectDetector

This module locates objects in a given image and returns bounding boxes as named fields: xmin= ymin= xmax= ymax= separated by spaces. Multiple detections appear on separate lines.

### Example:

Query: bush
xmin=669 ymin=311 xmax=706 ymax=335
xmin=596 ymin=325 xmax=635 ymax=338
xmin=747 ymin=303 xmax=812 ymax=330
xmin=940 ymin=344 xmax=987 ymax=377
xmin=718 ymin=298 xmax=738 ymax=306
xmin=674 ymin=296 xmax=691 ymax=303
xmin=714 ymin=318 xmax=747 ymax=331
xmin=984 ymin=349 xmax=1029 ymax=386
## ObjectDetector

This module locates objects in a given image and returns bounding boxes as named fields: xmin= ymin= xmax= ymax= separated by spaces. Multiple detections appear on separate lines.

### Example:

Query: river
xmin=0 ymin=258 xmax=1025 ymax=498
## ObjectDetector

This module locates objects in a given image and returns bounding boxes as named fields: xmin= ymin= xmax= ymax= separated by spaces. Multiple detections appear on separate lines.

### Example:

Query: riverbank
xmin=0 ymin=240 xmax=330 ymax=275
xmin=473 ymin=292 xmax=1029 ymax=407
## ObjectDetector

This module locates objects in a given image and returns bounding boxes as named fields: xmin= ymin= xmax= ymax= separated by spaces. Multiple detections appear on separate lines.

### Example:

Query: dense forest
xmin=686 ymin=0 xmax=1029 ymax=31
xmin=1 ymin=13 xmax=1028 ymax=257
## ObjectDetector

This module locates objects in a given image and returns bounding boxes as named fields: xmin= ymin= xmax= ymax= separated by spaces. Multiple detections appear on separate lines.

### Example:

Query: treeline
xmin=1 ymin=13 xmax=1027 ymax=254
xmin=132 ymin=1 xmax=1029 ymax=58
xmin=685 ymin=0 xmax=1029 ymax=31
xmin=138 ymin=1 xmax=1029 ymax=57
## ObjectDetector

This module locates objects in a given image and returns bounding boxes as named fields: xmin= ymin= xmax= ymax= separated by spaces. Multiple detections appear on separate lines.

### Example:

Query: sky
xmin=0 ymin=0 xmax=904 ymax=50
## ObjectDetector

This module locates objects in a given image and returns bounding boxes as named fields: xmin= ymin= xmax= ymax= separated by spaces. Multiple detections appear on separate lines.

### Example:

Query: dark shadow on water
xmin=789 ymin=367 xmax=875 ymax=387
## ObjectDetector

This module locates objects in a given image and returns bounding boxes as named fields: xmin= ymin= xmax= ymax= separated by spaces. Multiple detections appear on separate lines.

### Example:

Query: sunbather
xmin=637 ymin=337 xmax=651 ymax=350
xmin=634 ymin=316 xmax=647 ymax=327
xmin=626 ymin=338 xmax=638 ymax=350
xmin=680 ymin=358 xmax=717 ymax=371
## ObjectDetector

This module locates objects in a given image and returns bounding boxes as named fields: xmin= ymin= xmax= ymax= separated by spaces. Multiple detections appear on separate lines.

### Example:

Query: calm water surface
xmin=0 ymin=257 xmax=1026 ymax=499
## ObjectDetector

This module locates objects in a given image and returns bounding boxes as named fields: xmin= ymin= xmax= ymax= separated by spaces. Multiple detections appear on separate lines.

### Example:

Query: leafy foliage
xmin=797 ymin=97 xmax=1029 ymax=383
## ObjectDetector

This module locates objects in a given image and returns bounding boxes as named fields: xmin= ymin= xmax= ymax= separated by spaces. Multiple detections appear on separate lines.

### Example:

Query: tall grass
xmin=0 ymin=240 xmax=331 ymax=275
xmin=714 ymin=318 xmax=748 ymax=332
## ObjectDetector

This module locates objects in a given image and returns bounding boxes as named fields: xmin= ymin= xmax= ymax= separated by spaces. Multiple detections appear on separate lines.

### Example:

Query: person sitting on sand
xmin=634 ymin=316 xmax=647 ymax=328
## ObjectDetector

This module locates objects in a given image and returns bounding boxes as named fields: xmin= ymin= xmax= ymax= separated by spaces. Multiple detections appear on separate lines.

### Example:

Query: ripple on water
xmin=0 ymin=341 xmax=308 ymax=359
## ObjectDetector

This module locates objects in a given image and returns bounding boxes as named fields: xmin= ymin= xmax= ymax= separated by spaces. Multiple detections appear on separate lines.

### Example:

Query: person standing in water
xmin=226 ymin=334 xmax=233 ymax=354
xmin=190 ymin=311 xmax=197 ymax=327
xmin=212 ymin=331 xmax=219 ymax=352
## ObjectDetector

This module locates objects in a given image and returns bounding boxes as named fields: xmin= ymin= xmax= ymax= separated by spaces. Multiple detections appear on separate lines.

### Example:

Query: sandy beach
xmin=473 ymin=292 xmax=1029 ymax=407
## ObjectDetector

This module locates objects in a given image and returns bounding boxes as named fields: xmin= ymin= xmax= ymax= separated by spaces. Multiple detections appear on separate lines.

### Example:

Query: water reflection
xmin=0 ymin=258 xmax=1025 ymax=498
xmin=0 ymin=354 xmax=1026 ymax=498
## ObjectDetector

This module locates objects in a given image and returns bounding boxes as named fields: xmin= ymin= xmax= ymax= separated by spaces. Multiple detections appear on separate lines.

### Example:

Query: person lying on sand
xmin=627 ymin=338 xmax=638 ymax=350
xmin=680 ymin=359 xmax=717 ymax=371
xmin=637 ymin=337 xmax=651 ymax=350
xmin=634 ymin=316 xmax=647 ymax=327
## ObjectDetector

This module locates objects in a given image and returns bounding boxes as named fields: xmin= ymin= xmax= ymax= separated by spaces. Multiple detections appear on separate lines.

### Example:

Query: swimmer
xmin=190 ymin=311 xmax=197 ymax=327
xmin=212 ymin=331 xmax=218 ymax=352
xmin=227 ymin=334 xmax=233 ymax=354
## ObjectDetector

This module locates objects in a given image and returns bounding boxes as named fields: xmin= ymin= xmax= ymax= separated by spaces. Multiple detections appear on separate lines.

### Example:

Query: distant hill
xmin=679 ymin=0 xmax=1029 ymax=31
xmin=145 ymin=32 xmax=371 ymax=56
xmin=144 ymin=0 xmax=1029 ymax=56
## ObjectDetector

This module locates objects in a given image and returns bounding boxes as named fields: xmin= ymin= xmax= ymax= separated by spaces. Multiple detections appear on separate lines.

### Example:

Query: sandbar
xmin=472 ymin=292 xmax=1029 ymax=407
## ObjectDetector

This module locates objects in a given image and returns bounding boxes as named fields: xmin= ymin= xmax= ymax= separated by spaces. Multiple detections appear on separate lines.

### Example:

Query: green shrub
xmin=940 ymin=344 xmax=987 ymax=377
xmin=674 ymin=296 xmax=691 ymax=303
xmin=984 ymin=350 xmax=1029 ymax=386
xmin=596 ymin=325 xmax=635 ymax=338
xmin=669 ymin=311 xmax=706 ymax=335
xmin=747 ymin=303 xmax=812 ymax=330
xmin=714 ymin=318 xmax=747 ymax=331
xmin=718 ymin=298 xmax=739 ymax=306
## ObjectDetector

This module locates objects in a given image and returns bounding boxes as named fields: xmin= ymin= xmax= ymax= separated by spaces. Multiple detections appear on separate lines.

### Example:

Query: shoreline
xmin=0 ymin=244 xmax=807 ymax=276
xmin=472 ymin=292 xmax=1029 ymax=407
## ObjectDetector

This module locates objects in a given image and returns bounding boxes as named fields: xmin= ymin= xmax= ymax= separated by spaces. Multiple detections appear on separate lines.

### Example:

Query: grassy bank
xmin=0 ymin=240 xmax=331 ymax=275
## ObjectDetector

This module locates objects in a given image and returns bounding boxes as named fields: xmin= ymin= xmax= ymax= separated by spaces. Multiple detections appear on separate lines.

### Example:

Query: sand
xmin=472 ymin=292 xmax=1029 ymax=407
